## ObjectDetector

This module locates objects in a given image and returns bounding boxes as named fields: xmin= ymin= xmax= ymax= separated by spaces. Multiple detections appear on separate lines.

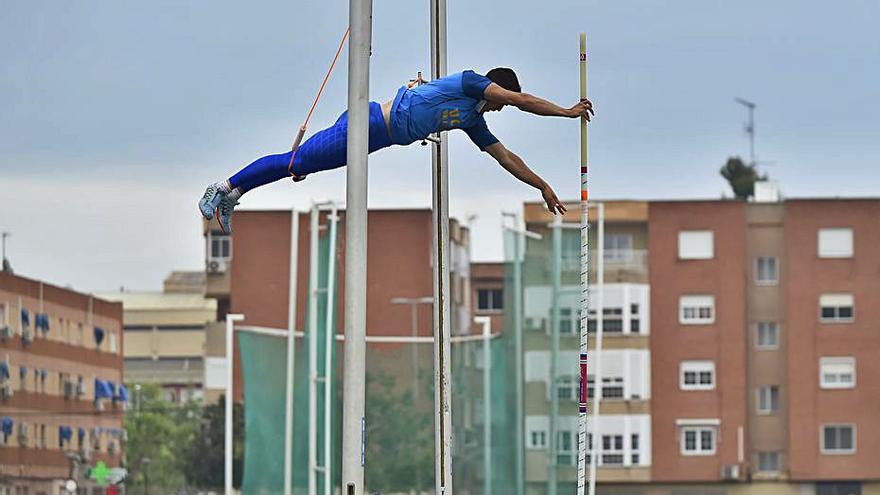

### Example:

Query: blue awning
xmin=0 ymin=363 xmax=9 ymax=380
xmin=1 ymin=417 xmax=12 ymax=435
xmin=118 ymin=385 xmax=130 ymax=403
xmin=78 ymin=427 xmax=86 ymax=440
xmin=106 ymin=381 xmax=117 ymax=399
xmin=36 ymin=313 xmax=50 ymax=332
xmin=59 ymin=426 xmax=73 ymax=441
xmin=95 ymin=379 xmax=113 ymax=399
xmin=94 ymin=327 xmax=105 ymax=345
xmin=20 ymin=308 xmax=29 ymax=327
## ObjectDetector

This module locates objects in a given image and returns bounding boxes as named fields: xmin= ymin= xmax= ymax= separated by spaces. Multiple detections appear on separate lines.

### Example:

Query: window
xmin=756 ymin=322 xmax=779 ymax=350
xmin=601 ymin=435 xmax=624 ymax=465
xmin=820 ymin=357 xmax=856 ymax=389
xmin=757 ymin=451 xmax=781 ymax=472
xmin=559 ymin=307 xmax=575 ymax=335
xmin=109 ymin=332 xmax=118 ymax=353
xmin=601 ymin=377 xmax=624 ymax=399
xmin=681 ymin=361 xmax=715 ymax=390
xmin=681 ymin=426 xmax=716 ymax=455
xmin=557 ymin=430 xmax=576 ymax=466
xmin=679 ymin=295 xmax=715 ymax=324
xmin=818 ymin=228 xmax=853 ymax=258
xmin=822 ymin=424 xmax=855 ymax=454
xmin=820 ymin=294 xmax=854 ymax=323
xmin=587 ymin=308 xmax=623 ymax=333
xmin=631 ymin=434 xmax=640 ymax=465
xmin=208 ymin=232 xmax=232 ymax=260
xmin=630 ymin=303 xmax=641 ymax=333
xmin=755 ymin=257 xmax=779 ymax=285
xmin=678 ymin=230 xmax=714 ymax=260
xmin=756 ymin=386 xmax=780 ymax=414
xmin=477 ymin=288 xmax=503 ymax=311
xmin=530 ymin=430 xmax=546 ymax=449
xmin=586 ymin=376 xmax=595 ymax=399
xmin=556 ymin=376 xmax=577 ymax=401
xmin=604 ymin=234 xmax=633 ymax=262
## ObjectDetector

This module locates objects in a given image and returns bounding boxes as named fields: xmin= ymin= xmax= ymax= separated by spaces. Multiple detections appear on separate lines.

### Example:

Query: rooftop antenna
xmin=734 ymin=97 xmax=756 ymax=167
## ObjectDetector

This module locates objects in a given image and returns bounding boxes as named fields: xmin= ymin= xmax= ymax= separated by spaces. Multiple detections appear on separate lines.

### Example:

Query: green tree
xmin=365 ymin=371 xmax=434 ymax=493
xmin=180 ymin=394 xmax=244 ymax=489
xmin=124 ymin=384 xmax=199 ymax=494
xmin=720 ymin=156 xmax=766 ymax=199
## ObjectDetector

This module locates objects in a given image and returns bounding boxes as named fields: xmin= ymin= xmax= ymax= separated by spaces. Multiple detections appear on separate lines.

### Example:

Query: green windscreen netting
xmin=238 ymin=219 xmax=590 ymax=494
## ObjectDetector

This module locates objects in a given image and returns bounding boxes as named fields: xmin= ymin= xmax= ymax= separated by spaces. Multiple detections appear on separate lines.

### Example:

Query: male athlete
xmin=199 ymin=68 xmax=594 ymax=232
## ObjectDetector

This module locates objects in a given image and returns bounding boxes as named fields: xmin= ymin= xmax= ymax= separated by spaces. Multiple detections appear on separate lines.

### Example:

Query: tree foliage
xmin=720 ymin=156 xmax=766 ymax=199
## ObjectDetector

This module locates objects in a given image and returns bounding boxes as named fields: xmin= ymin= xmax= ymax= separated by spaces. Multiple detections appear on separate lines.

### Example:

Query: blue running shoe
xmin=216 ymin=194 xmax=239 ymax=233
xmin=199 ymin=184 xmax=225 ymax=220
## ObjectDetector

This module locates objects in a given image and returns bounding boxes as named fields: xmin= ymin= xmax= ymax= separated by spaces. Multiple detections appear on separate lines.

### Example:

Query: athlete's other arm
xmin=484 ymin=83 xmax=594 ymax=120
xmin=485 ymin=142 xmax=566 ymax=215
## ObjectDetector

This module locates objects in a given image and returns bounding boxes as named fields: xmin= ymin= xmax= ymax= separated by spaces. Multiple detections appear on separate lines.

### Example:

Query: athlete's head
xmin=483 ymin=67 xmax=521 ymax=112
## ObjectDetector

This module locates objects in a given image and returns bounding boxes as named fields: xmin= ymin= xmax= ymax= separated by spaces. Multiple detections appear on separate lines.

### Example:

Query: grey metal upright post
xmin=429 ymin=0 xmax=453 ymax=493
xmin=309 ymin=206 xmax=320 ymax=495
xmin=548 ymin=215 xmax=562 ymax=495
xmin=342 ymin=0 xmax=372 ymax=493
xmin=225 ymin=313 xmax=245 ymax=495
xmin=284 ymin=209 xmax=300 ymax=495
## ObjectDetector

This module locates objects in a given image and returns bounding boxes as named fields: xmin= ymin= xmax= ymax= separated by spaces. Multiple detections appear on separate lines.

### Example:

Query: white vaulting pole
xmin=225 ymin=313 xmax=245 ymax=495
xmin=429 ymin=0 xmax=453 ymax=493
xmin=285 ymin=209 xmax=300 ymax=495
xmin=588 ymin=203 xmax=605 ymax=495
xmin=576 ymin=32 xmax=592 ymax=495
xmin=342 ymin=0 xmax=372 ymax=493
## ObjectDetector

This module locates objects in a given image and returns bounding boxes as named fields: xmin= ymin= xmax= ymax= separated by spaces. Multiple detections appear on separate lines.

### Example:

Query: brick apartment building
xmin=483 ymin=193 xmax=880 ymax=495
xmin=0 ymin=271 xmax=126 ymax=494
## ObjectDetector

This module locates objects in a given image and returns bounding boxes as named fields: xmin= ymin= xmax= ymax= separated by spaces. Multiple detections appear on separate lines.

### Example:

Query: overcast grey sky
xmin=2 ymin=0 xmax=878 ymax=292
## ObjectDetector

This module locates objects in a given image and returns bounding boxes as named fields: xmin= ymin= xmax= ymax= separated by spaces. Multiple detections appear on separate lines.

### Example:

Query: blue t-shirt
xmin=389 ymin=70 xmax=499 ymax=150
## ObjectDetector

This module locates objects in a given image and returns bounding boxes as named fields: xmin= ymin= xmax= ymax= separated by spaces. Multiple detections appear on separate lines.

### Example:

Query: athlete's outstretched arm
xmin=485 ymin=142 xmax=567 ymax=215
xmin=484 ymin=83 xmax=594 ymax=120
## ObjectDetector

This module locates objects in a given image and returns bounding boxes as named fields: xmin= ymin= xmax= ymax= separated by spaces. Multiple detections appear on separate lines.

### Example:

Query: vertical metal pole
xmin=576 ymin=32 xmax=592 ymax=495
xmin=411 ymin=303 xmax=420 ymax=405
xmin=588 ymin=203 xmax=605 ymax=495
xmin=342 ymin=0 xmax=372 ymax=492
xmin=513 ymin=220 xmax=525 ymax=495
xmin=309 ymin=206 xmax=320 ymax=495
xmin=285 ymin=209 xmax=300 ymax=495
xmin=324 ymin=203 xmax=339 ymax=495
xmin=225 ymin=313 xmax=245 ymax=495
xmin=548 ymin=216 xmax=561 ymax=495
xmin=476 ymin=316 xmax=492 ymax=495
xmin=429 ymin=0 xmax=452 ymax=493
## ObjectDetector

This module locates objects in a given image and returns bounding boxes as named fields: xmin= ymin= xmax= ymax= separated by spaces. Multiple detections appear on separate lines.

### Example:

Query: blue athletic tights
xmin=228 ymin=101 xmax=393 ymax=192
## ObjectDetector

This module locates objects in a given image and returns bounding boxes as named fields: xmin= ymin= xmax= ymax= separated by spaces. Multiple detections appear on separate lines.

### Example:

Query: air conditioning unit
xmin=207 ymin=259 xmax=227 ymax=274
xmin=0 ymin=381 xmax=12 ymax=400
xmin=721 ymin=464 xmax=741 ymax=480
xmin=17 ymin=423 xmax=29 ymax=447
xmin=0 ymin=325 xmax=11 ymax=340
xmin=21 ymin=327 xmax=34 ymax=344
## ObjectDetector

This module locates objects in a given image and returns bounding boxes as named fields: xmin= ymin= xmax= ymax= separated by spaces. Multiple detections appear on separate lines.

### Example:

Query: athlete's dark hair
xmin=486 ymin=67 xmax=521 ymax=93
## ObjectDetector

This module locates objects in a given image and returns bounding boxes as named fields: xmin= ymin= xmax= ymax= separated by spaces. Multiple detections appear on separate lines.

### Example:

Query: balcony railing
xmin=557 ymin=249 xmax=648 ymax=274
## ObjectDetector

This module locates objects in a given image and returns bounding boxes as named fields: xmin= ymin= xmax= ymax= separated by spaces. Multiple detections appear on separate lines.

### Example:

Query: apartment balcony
xmin=555 ymin=249 xmax=648 ymax=283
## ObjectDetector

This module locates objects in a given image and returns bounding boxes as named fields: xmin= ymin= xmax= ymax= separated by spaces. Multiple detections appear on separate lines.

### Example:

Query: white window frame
xmin=820 ymin=357 xmax=856 ymax=390
xmin=680 ymin=361 xmax=716 ymax=391
xmin=529 ymin=430 xmax=547 ymax=449
xmin=678 ymin=230 xmax=714 ymax=260
xmin=207 ymin=231 xmax=232 ymax=262
xmin=680 ymin=426 xmax=716 ymax=456
xmin=821 ymin=424 xmax=856 ymax=455
xmin=601 ymin=376 xmax=625 ymax=400
xmin=601 ymin=434 xmax=625 ymax=466
xmin=755 ymin=322 xmax=780 ymax=350
xmin=755 ymin=256 xmax=779 ymax=286
xmin=819 ymin=293 xmax=854 ymax=324
xmin=556 ymin=430 xmax=577 ymax=466
xmin=604 ymin=234 xmax=633 ymax=262
xmin=555 ymin=375 xmax=578 ymax=402
xmin=679 ymin=295 xmax=715 ymax=325
xmin=756 ymin=385 xmax=780 ymax=415
xmin=818 ymin=228 xmax=853 ymax=259
xmin=476 ymin=288 xmax=503 ymax=312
